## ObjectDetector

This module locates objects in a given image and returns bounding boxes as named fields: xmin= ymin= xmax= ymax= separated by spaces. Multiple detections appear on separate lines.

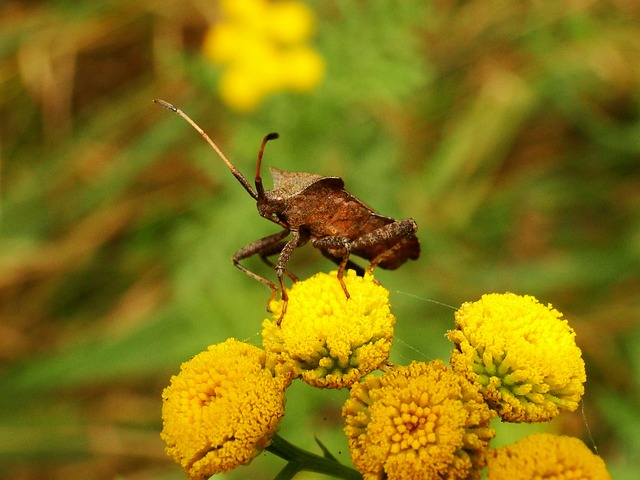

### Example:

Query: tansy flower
xmin=262 ymin=270 xmax=395 ymax=389
xmin=343 ymin=360 xmax=495 ymax=480
xmin=487 ymin=433 xmax=611 ymax=480
xmin=202 ymin=0 xmax=325 ymax=112
xmin=161 ymin=339 xmax=291 ymax=479
xmin=448 ymin=293 xmax=586 ymax=423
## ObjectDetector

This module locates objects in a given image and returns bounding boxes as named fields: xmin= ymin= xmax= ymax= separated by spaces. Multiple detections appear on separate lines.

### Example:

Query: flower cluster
xmin=160 ymin=269 xmax=608 ymax=478
xmin=262 ymin=270 xmax=395 ymax=389
xmin=161 ymin=270 xmax=395 ymax=479
xmin=161 ymin=339 xmax=292 ymax=479
xmin=487 ymin=433 xmax=611 ymax=480
xmin=448 ymin=293 xmax=586 ymax=422
xmin=343 ymin=360 xmax=495 ymax=479
xmin=202 ymin=0 xmax=325 ymax=111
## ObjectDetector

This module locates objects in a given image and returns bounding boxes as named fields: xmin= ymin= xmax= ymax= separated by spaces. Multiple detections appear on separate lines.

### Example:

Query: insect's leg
xmin=259 ymin=241 xmax=299 ymax=282
xmin=320 ymin=251 xmax=365 ymax=277
xmin=312 ymin=236 xmax=352 ymax=299
xmin=274 ymin=229 xmax=305 ymax=325
xmin=350 ymin=219 xmax=418 ymax=274
xmin=233 ymin=229 xmax=290 ymax=308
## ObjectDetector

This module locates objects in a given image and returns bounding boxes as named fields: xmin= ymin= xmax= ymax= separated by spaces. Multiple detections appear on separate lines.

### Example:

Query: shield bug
xmin=154 ymin=99 xmax=420 ymax=324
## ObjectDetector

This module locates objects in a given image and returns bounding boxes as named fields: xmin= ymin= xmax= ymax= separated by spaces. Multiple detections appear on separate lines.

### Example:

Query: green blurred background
xmin=1 ymin=0 xmax=639 ymax=478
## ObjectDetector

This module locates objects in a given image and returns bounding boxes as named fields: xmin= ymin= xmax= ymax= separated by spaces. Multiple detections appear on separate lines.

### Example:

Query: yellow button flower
xmin=161 ymin=339 xmax=291 ymax=479
xmin=262 ymin=270 xmax=395 ymax=389
xmin=343 ymin=360 xmax=495 ymax=480
xmin=202 ymin=0 xmax=325 ymax=112
xmin=448 ymin=293 xmax=586 ymax=423
xmin=487 ymin=433 xmax=611 ymax=480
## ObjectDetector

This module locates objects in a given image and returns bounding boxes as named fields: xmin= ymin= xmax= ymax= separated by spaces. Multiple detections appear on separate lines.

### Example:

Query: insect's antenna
xmin=254 ymin=132 xmax=279 ymax=198
xmin=153 ymin=99 xmax=258 ymax=200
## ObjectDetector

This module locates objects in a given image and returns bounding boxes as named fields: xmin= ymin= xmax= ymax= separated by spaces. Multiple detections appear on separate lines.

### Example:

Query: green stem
xmin=267 ymin=434 xmax=362 ymax=480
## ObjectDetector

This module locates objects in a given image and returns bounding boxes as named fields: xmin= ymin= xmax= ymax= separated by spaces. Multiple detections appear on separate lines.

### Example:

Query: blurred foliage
xmin=1 ymin=0 xmax=639 ymax=479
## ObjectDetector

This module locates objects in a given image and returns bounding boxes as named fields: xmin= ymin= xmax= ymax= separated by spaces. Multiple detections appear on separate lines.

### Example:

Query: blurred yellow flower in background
xmin=202 ymin=0 xmax=325 ymax=111
xmin=343 ymin=360 xmax=495 ymax=480
xmin=262 ymin=270 xmax=395 ymax=389
xmin=448 ymin=293 xmax=586 ymax=423
xmin=161 ymin=339 xmax=291 ymax=479
xmin=487 ymin=433 xmax=611 ymax=480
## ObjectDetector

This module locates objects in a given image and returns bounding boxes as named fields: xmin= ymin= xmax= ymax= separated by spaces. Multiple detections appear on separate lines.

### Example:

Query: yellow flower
xmin=217 ymin=45 xmax=282 ymax=112
xmin=280 ymin=46 xmax=325 ymax=91
xmin=262 ymin=270 xmax=395 ymax=389
xmin=266 ymin=0 xmax=316 ymax=44
xmin=487 ymin=433 xmax=611 ymax=480
xmin=218 ymin=0 xmax=268 ymax=27
xmin=161 ymin=339 xmax=291 ymax=479
xmin=202 ymin=0 xmax=324 ymax=112
xmin=343 ymin=360 xmax=495 ymax=480
xmin=448 ymin=293 xmax=586 ymax=423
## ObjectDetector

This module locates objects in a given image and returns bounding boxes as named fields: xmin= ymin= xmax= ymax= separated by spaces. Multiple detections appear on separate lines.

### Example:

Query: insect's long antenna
xmin=153 ymin=99 xmax=258 ymax=200
xmin=254 ymin=132 xmax=279 ymax=199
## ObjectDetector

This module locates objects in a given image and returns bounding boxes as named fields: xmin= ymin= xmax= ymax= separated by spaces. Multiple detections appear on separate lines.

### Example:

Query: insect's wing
xmin=270 ymin=168 xmax=342 ymax=196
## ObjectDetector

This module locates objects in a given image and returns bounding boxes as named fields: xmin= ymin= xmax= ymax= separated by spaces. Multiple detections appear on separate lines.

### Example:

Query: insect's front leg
xmin=233 ymin=229 xmax=290 ymax=308
xmin=273 ymin=229 xmax=307 ymax=325
xmin=259 ymin=242 xmax=300 ymax=283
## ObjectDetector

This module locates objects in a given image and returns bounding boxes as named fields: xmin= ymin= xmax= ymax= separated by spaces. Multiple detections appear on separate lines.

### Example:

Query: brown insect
xmin=154 ymin=99 xmax=420 ymax=324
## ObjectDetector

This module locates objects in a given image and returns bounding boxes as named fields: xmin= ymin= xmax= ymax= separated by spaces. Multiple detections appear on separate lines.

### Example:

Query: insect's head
xmin=257 ymin=190 xmax=286 ymax=224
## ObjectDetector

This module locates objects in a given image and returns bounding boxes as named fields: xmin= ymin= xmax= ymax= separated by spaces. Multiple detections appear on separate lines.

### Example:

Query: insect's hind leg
xmin=351 ymin=218 xmax=418 ymax=274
